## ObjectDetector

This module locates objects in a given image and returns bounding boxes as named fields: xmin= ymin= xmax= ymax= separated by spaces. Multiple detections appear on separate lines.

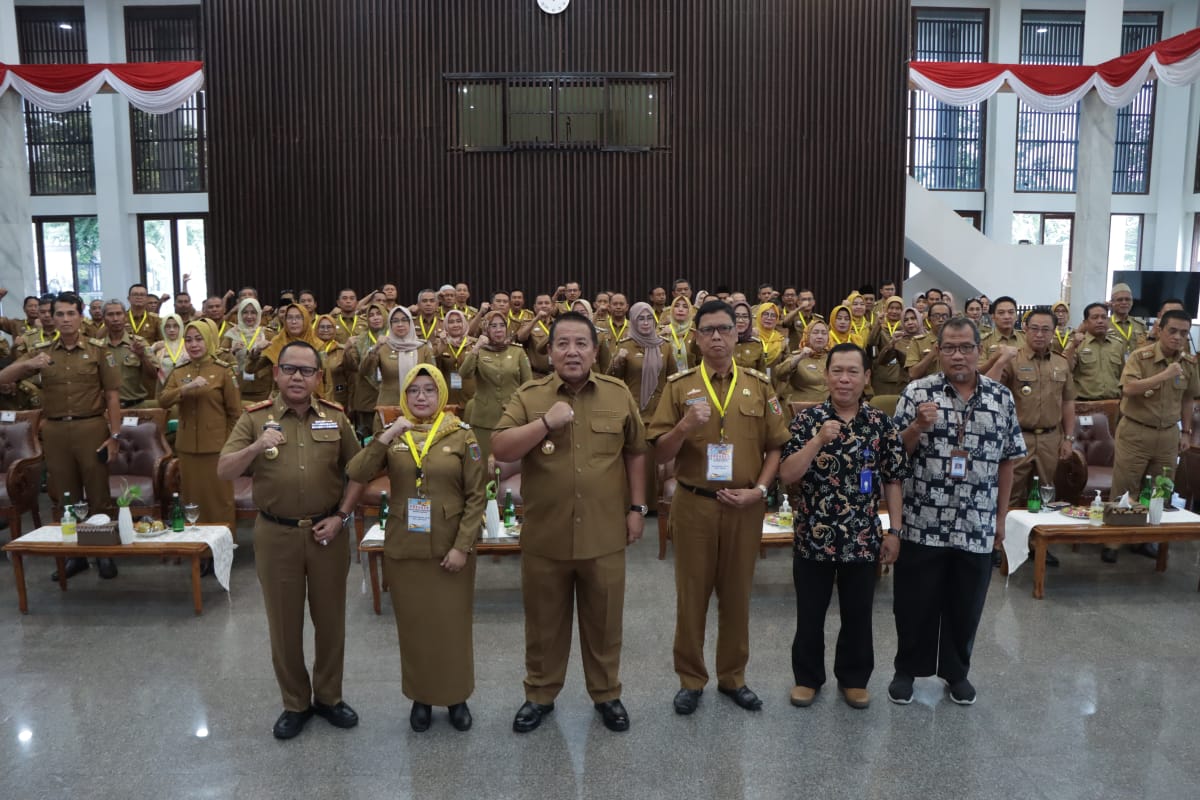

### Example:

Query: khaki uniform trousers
xmin=671 ymin=490 xmax=764 ymax=691
xmin=1009 ymin=430 xmax=1062 ymax=508
xmin=43 ymin=416 xmax=111 ymax=514
xmin=1111 ymin=418 xmax=1179 ymax=502
xmin=521 ymin=549 xmax=625 ymax=705
xmin=178 ymin=452 xmax=235 ymax=532
xmin=254 ymin=517 xmax=350 ymax=712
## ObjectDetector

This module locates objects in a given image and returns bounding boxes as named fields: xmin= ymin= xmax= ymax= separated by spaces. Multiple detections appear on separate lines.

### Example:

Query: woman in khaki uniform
xmin=723 ymin=300 xmax=768 ymax=374
xmin=345 ymin=365 xmax=485 ymax=733
xmin=344 ymin=302 xmax=388 ymax=434
xmin=222 ymin=298 xmax=273 ymax=405
xmin=361 ymin=306 xmax=435 ymax=423
xmin=151 ymin=314 xmax=189 ymax=389
xmin=754 ymin=303 xmax=786 ymax=370
xmin=776 ymin=319 xmax=831 ymax=405
xmin=606 ymin=301 xmax=677 ymax=512
xmin=158 ymin=318 xmax=242 ymax=532
xmin=661 ymin=295 xmax=696 ymax=373
xmin=460 ymin=310 xmax=531 ymax=466
xmin=430 ymin=309 xmax=476 ymax=409
xmin=870 ymin=298 xmax=910 ymax=396
xmin=314 ymin=314 xmax=352 ymax=408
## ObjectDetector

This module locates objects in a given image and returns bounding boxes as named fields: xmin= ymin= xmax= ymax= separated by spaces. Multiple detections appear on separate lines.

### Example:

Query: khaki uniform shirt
xmin=159 ymin=357 xmax=242 ymax=454
xmin=94 ymin=333 xmax=151 ymax=404
xmin=460 ymin=344 xmax=532 ymax=429
xmin=902 ymin=333 xmax=942 ymax=375
xmin=32 ymin=336 xmax=121 ymax=418
xmin=125 ymin=310 xmax=162 ymax=344
xmin=605 ymin=338 xmax=677 ymax=418
xmin=733 ymin=339 xmax=768 ymax=374
xmin=999 ymin=347 xmax=1075 ymax=430
xmin=776 ymin=354 xmax=829 ymax=404
xmin=329 ymin=313 xmax=366 ymax=345
xmin=16 ymin=328 xmax=59 ymax=358
xmin=1117 ymin=342 xmax=1200 ymax=428
xmin=1107 ymin=316 xmax=1148 ymax=356
xmin=523 ymin=322 xmax=552 ymax=375
xmin=646 ymin=364 xmax=790 ymax=490
xmin=496 ymin=373 xmax=647 ymax=561
xmin=1072 ymin=333 xmax=1124 ymax=399
xmin=431 ymin=337 xmax=477 ymax=407
xmin=221 ymin=395 xmax=361 ymax=517
xmin=980 ymin=329 xmax=1026 ymax=365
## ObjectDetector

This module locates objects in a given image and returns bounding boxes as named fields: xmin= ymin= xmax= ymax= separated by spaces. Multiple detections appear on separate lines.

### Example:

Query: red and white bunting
xmin=0 ymin=61 xmax=203 ymax=114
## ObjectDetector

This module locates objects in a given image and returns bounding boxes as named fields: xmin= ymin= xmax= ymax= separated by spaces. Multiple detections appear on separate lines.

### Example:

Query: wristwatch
xmin=756 ymin=484 xmax=769 ymax=499
xmin=1065 ymin=434 xmax=1076 ymax=442
xmin=884 ymin=527 xmax=901 ymax=537
xmin=109 ymin=432 xmax=121 ymax=440
xmin=629 ymin=504 xmax=648 ymax=517
xmin=337 ymin=511 xmax=353 ymax=526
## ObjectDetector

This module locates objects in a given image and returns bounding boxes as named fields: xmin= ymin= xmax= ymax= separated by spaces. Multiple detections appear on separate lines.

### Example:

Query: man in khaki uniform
xmin=218 ymin=341 xmax=364 ymax=740
xmin=1104 ymin=310 xmax=1200 ymax=563
xmin=125 ymin=283 xmax=162 ymax=344
xmin=905 ymin=301 xmax=950 ymax=380
xmin=12 ymin=292 xmax=121 ymax=579
xmin=596 ymin=293 xmax=631 ymax=372
xmin=493 ymin=312 xmax=647 ymax=734
xmin=1071 ymin=302 xmax=1124 ymax=400
xmin=97 ymin=301 xmax=158 ymax=408
xmin=1106 ymin=282 xmax=1147 ymax=357
xmin=516 ymin=294 xmax=555 ymax=377
xmin=329 ymin=289 xmax=365 ymax=344
xmin=648 ymin=300 xmax=790 ymax=715
xmin=979 ymin=296 xmax=1026 ymax=374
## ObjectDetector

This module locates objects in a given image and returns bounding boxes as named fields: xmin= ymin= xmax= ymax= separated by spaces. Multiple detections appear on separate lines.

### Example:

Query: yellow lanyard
xmin=402 ymin=411 xmax=445 ymax=495
xmin=164 ymin=339 xmax=185 ymax=365
xmin=238 ymin=327 xmax=261 ymax=351
xmin=368 ymin=329 xmax=379 ymax=345
xmin=537 ymin=320 xmax=550 ymax=336
xmin=829 ymin=329 xmax=851 ymax=345
xmin=608 ymin=318 xmax=628 ymax=341
xmin=39 ymin=329 xmax=61 ymax=344
xmin=218 ymin=321 xmax=228 ymax=338
xmin=418 ymin=316 xmax=438 ymax=340
xmin=851 ymin=317 xmax=868 ymax=336
xmin=668 ymin=325 xmax=687 ymax=356
xmin=699 ymin=360 xmax=739 ymax=441
xmin=1055 ymin=328 xmax=1070 ymax=349
xmin=1112 ymin=319 xmax=1133 ymax=343
xmin=128 ymin=311 xmax=149 ymax=335
xmin=652 ymin=308 xmax=662 ymax=324
xmin=322 ymin=340 xmax=336 ymax=354
xmin=337 ymin=315 xmax=357 ymax=336
xmin=448 ymin=338 xmax=469 ymax=361
xmin=885 ymin=320 xmax=901 ymax=336
xmin=796 ymin=312 xmax=809 ymax=330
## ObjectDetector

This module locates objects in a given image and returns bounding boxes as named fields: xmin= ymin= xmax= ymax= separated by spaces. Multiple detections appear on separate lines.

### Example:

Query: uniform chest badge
xmin=1021 ymin=385 xmax=1032 ymax=396
xmin=442 ymin=445 xmax=452 ymax=453
xmin=742 ymin=388 xmax=751 ymax=396
xmin=1144 ymin=389 xmax=1155 ymax=398
xmin=392 ymin=442 xmax=409 ymax=452
xmin=541 ymin=439 xmax=555 ymax=455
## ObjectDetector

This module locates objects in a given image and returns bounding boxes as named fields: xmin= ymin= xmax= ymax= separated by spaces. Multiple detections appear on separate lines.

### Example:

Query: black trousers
xmin=892 ymin=540 xmax=992 ymax=684
xmin=791 ymin=556 xmax=877 ymax=690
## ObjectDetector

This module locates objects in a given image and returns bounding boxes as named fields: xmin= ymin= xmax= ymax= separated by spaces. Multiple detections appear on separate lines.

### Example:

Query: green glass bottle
xmin=1027 ymin=476 xmax=1042 ymax=513
xmin=503 ymin=490 xmax=516 ymax=526
xmin=171 ymin=493 xmax=185 ymax=532
xmin=1138 ymin=474 xmax=1153 ymax=507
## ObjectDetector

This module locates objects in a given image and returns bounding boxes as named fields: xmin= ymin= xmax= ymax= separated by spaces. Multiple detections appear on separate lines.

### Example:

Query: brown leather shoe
xmin=789 ymin=685 xmax=817 ymax=707
xmin=840 ymin=687 xmax=870 ymax=709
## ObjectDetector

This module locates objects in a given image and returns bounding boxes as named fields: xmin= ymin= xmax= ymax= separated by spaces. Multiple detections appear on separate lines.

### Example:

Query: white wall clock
xmin=537 ymin=0 xmax=570 ymax=14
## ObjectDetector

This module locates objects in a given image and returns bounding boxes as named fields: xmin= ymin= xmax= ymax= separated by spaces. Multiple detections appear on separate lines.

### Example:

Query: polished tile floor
xmin=2 ymin=519 xmax=1198 ymax=800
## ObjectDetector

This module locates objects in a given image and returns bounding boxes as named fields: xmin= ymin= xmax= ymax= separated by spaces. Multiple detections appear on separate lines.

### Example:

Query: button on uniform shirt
xmin=781 ymin=401 xmax=909 ymax=563
xmin=1072 ymin=334 xmax=1125 ymax=399
xmin=893 ymin=374 xmax=1026 ymax=553
xmin=646 ymin=365 xmax=790 ymax=491
xmin=1118 ymin=342 xmax=1200 ymax=428
xmin=999 ymin=347 xmax=1075 ymax=429
xmin=220 ymin=396 xmax=360 ymax=517
xmin=34 ymin=337 xmax=121 ymax=417
xmin=495 ymin=372 xmax=646 ymax=561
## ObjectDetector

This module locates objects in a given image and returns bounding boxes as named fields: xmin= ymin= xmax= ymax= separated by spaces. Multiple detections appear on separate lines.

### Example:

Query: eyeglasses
xmin=1025 ymin=325 xmax=1054 ymax=334
xmin=405 ymin=385 xmax=439 ymax=398
xmin=937 ymin=344 xmax=978 ymax=355
xmin=734 ymin=313 xmax=751 ymax=320
xmin=697 ymin=324 xmax=735 ymax=336
xmin=278 ymin=364 xmax=319 ymax=377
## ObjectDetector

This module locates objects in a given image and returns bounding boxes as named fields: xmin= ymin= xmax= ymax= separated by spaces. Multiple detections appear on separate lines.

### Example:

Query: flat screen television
xmin=1112 ymin=271 xmax=1200 ymax=319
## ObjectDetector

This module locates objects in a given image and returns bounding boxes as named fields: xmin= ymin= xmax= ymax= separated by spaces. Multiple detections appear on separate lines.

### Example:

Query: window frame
xmin=137 ymin=213 xmax=209 ymax=298
xmin=32 ymin=214 xmax=105 ymax=296
xmin=1112 ymin=12 xmax=1161 ymax=195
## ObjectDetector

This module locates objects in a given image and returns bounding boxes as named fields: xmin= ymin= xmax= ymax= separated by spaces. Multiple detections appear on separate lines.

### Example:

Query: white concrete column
xmin=0 ymin=0 xmax=37 ymax=302
xmin=1069 ymin=0 xmax=1123 ymax=308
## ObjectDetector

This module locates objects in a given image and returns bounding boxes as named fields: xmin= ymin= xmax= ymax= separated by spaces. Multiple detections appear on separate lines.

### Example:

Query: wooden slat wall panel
xmin=204 ymin=0 xmax=908 ymax=310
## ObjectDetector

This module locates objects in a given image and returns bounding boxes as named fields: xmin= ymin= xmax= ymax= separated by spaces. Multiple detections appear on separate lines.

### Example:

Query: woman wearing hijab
xmin=776 ymin=319 xmax=831 ymax=405
xmin=606 ymin=301 xmax=677 ymax=513
xmin=1051 ymin=301 xmax=1072 ymax=355
xmin=158 ymin=318 xmax=242 ymax=534
xmin=460 ymin=309 xmax=531 ymax=467
xmin=431 ymin=309 xmax=476 ymax=408
xmin=661 ymin=295 xmax=696 ymax=372
xmin=344 ymin=302 xmax=389 ymax=435
xmin=314 ymin=313 xmax=352 ymax=407
xmin=726 ymin=300 xmax=767 ymax=372
xmin=754 ymin=303 xmax=786 ymax=369
xmin=828 ymin=305 xmax=859 ymax=347
xmin=223 ymin=297 xmax=273 ymax=405
xmin=151 ymin=313 xmax=188 ymax=390
xmin=870 ymin=298 xmax=911 ymax=396
xmin=255 ymin=302 xmax=320 ymax=369
xmin=345 ymin=365 xmax=486 ymax=733
xmin=361 ymin=306 xmax=435 ymax=422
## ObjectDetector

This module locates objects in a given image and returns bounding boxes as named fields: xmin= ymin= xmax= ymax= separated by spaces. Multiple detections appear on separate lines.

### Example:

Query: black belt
xmin=47 ymin=413 xmax=102 ymax=422
xmin=678 ymin=481 xmax=720 ymax=500
xmin=260 ymin=507 xmax=339 ymax=528
xmin=1124 ymin=417 xmax=1179 ymax=432
xmin=1021 ymin=427 xmax=1058 ymax=435
xmin=120 ymin=399 xmax=143 ymax=409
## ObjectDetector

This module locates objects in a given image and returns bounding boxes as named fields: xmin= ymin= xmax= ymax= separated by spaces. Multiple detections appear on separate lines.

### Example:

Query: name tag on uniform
xmin=706 ymin=443 xmax=734 ymax=481
xmin=375 ymin=368 xmax=382 ymax=382
xmin=311 ymin=420 xmax=339 ymax=430
xmin=1079 ymin=415 xmax=1094 ymax=427
xmin=950 ymin=449 xmax=969 ymax=478
xmin=0 ymin=411 xmax=15 ymax=423
xmin=122 ymin=415 xmax=139 ymax=428
xmin=859 ymin=469 xmax=873 ymax=494
xmin=449 ymin=371 xmax=462 ymax=390
xmin=243 ymin=371 xmax=255 ymax=382
xmin=407 ymin=498 xmax=431 ymax=533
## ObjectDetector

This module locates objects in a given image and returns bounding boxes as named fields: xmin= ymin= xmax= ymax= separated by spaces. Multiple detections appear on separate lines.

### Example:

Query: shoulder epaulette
xmin=317 ymin=397 xmax=344 ymax=412
xmin=747 ymin=336 xmax=762 ymax=344
xmin=528 ymin=373 xmax=556 ymax=385
xmin=667 ymin=366 xmax=698 ymax=382
xmin=617 ymin=336 xmax=633 ymax=344
xmin=89 ymin=337 xmax=106 ymax=347
xmin=246 ymin=399 xmax=274 ymax=411
xmin=1137 ymin=347 xmax=1155 ymax=359
xmin=593 ymin=373 xmax=626 ymax=388
xmin=744 ymin=368 xmax=771 ymax=383
xmin=214 ymin=355 xmax=235 ymax=369
xmin=458 ymin=421 xmax=471 ymax=430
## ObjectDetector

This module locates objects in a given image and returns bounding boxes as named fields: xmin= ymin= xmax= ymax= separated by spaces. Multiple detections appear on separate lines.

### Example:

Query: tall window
xmin=1012 ymin=212 xmax=1074 ymax=281
xmin=908 ymin=8 xmax=988 ymax=190
xmin=1015 ymin=11 xmax=1084 ymax=193
xmin=445 ymin=74 xmax=672 ymax=152
xmin=1113 ymin=14 xmax=1161 ymax=194
xmin=33 ymin=216 xmax=102 ymax=298
xmin=16 ymin=7 xmax=95 ymax=195
xmin=138 ymin=215 xmax=208 ymax=301
xmin=125 ymin=6 xmax=207 ymax=193
xmin=1108 ymin=214 xmax=1143 ymax=291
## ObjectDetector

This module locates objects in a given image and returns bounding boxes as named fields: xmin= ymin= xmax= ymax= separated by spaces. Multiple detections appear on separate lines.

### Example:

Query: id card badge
xmin=375 ymin=367 xmax=383 ymax=383
xmin=406 ymin=498 xmax=432 ymax=533
xmin=859 ymin=469 xmax=874 ymax=494
xmin=243 ymin=371 xmax=255 ymax=382
xmin=449 ymin=371 xmax=463 ymax=390
xmin=949 ymin=449 xmax=969 ymax=478
xmin=706 ymin=443 xmax=734 ymax=482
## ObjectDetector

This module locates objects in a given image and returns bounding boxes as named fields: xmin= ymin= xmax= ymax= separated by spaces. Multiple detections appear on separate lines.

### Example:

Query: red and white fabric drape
xmin=910 ymin=27 xmax=1200 ymax=111
xmin=0 ymin=61 xmax=203 ymax=114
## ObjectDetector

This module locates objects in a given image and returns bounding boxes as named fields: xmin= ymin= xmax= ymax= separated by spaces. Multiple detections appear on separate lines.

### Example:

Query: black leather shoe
xmin=718 ymin=685 xmax=763 ymax=711
xmin=312 ymin=700 xmax=358 ymax=729
xmin=272 ymin=708 xmax=313 ymax=740
xmin=673 ymin=688 xmax=702 ymax=715
xmin=594 ymin=699 xmax=630 ymax=732
xmin=50 ymin=558 xmax=89 ymax=581
xmin=97 ymin=558 xmax=118 ymax=579
xmin=1134 ymin=542 xmax=1159 ymax=558
xmin=1101 ymin=547 xmax=1119 ymax=563
xmin=448 ymin=702 xmax=472 ymax=732
xmin=410 ymin=702 xmax=432 ymax=732
xmin=1033 ymin=549 xmax=1060 ymax=567
xmin=512 ymin=701 xmax=554 ymax=733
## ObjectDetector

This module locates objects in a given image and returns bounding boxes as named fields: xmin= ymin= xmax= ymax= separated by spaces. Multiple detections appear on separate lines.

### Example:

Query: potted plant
xmin=116 ymin=480 xmax=141 ymax=544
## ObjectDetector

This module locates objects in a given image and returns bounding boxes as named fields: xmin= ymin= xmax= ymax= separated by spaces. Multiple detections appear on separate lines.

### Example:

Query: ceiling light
xmin=195 ymin=726 xmax=209 ymax=738
xmin=18 ymin=728 xmax=32 ymax=743
xmin=58 ymin=23 xmax=73 ymax=30
xmin=1036 ymin=27 xmax=1048 ymax=34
